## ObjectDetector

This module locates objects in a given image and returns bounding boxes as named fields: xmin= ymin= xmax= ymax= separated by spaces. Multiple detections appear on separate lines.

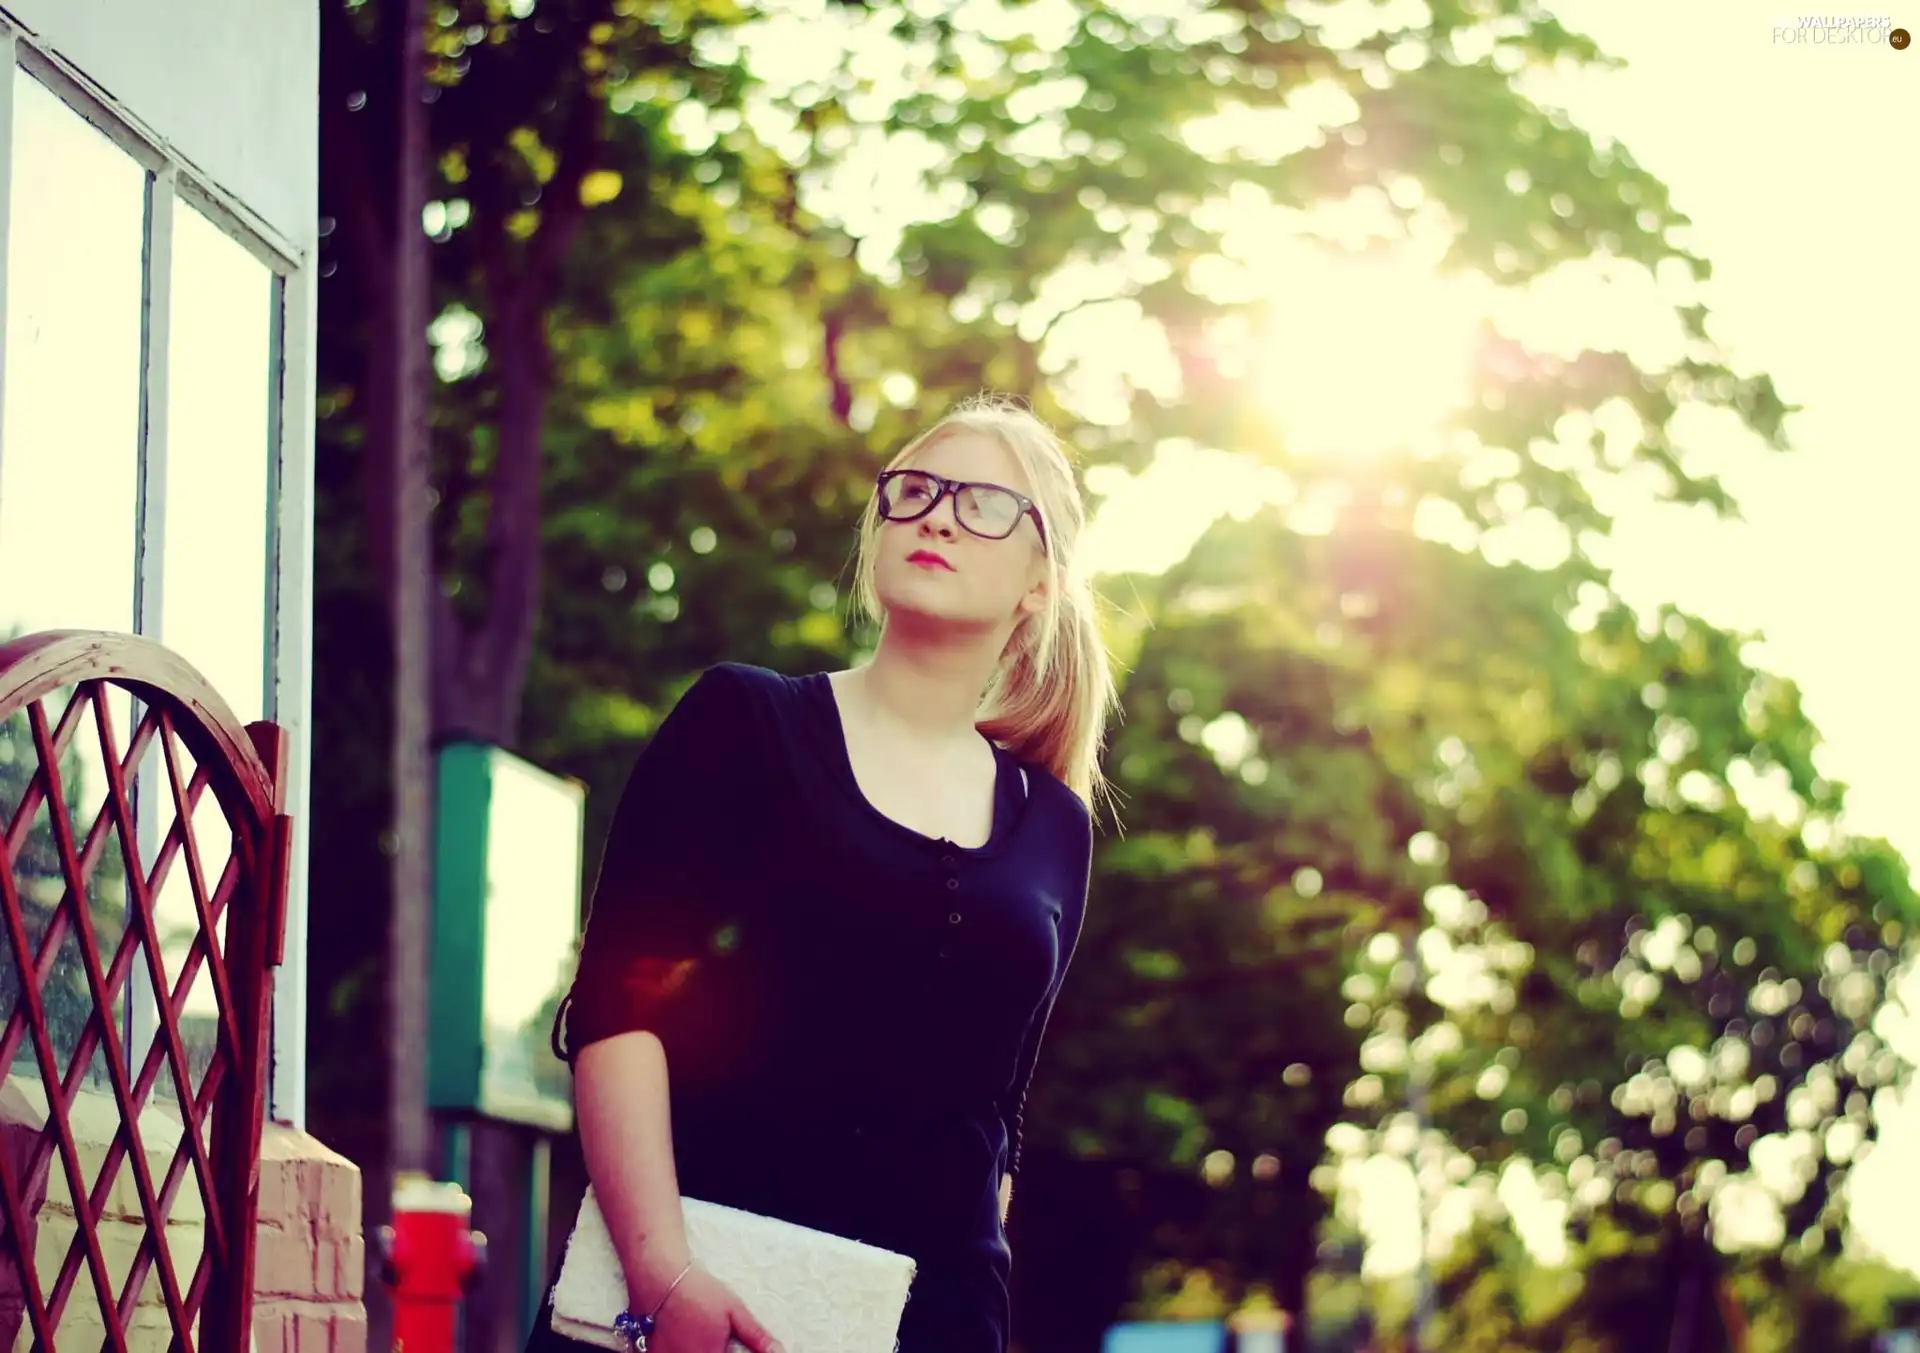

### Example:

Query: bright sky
xmin=1545 ymin=1 xmax=1920 ymax=871
xmin=1534 ymin=0 xmax=1920 ymax=1279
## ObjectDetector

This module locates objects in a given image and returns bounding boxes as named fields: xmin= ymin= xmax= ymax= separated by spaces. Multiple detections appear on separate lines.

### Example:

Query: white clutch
xmin=551 ymin=1186 xmax=917 ymax=1353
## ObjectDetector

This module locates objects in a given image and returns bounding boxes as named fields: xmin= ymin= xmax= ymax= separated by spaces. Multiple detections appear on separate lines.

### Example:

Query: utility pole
xmin=383 ymin=0 xmax=436 ymax=1223
xmin=358 ymin=0 xmax=436 ymax=1345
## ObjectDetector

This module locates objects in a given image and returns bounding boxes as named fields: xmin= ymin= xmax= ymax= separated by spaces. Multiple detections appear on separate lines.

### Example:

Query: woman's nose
xmin=921 ymin=490 xmax=961 ymax=534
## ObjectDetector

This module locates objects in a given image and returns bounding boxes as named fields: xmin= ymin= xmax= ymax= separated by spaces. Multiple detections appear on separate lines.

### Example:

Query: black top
xmin=552 ymin=662 xmax=1091 ymax=1347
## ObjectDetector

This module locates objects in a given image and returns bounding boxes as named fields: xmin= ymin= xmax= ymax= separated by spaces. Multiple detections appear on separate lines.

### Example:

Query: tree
xmin=1426 ymin=1204 xmax=1910 ymax=1353
xmin=320 ymin=7 xmax=438 ymax=1348
xmin=323 ymin=0 xmax=821 ymax=748
xmin=1022 ymin=493 xmax=1916 ymax=1340
xmin=311 ymin=2 xmax=1919 ymax=1348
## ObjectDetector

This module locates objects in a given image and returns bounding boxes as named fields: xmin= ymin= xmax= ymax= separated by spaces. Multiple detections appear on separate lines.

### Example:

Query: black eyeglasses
xmin=875 ymin=469 xmax=1048 ymax=550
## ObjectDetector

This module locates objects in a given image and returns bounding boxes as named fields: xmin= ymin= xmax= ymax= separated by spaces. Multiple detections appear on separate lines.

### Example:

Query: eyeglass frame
xmin=874 ymin=469 xmax=1049 ymax=552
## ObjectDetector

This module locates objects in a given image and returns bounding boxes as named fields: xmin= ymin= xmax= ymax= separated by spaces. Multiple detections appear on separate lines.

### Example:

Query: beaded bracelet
xmin=612 ymin=1261 xmax=695 ymax=1353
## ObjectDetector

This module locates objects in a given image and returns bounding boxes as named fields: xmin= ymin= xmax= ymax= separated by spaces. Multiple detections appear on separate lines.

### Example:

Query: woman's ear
xmin=1017 ymin=574 xmax=1049 ymax=619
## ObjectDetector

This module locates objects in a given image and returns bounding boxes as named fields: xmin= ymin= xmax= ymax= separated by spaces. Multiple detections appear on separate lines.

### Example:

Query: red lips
xmin=907 ymin=549 xmax=955 ymax=571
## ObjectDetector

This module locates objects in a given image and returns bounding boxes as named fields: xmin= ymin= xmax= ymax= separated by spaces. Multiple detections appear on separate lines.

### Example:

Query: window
xmin=0 ymin=71 xmax=145 ymax=640
xmin=0 ymin=52 xmax=289 ymax=1101
xmin=0 ymin=69 xmax=147 ymax=1088
xmin=145 ymin=202 xmax=279 ymax=1094
xmin=161 ymin=202 xmax=277 ymax=723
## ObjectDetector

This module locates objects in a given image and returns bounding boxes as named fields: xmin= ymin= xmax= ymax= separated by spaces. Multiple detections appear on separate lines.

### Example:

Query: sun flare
xmin=1079 ymin=244 xmax=1484 ymax=578
xmin=1252 ymin=247 xmax=1481 ymax=461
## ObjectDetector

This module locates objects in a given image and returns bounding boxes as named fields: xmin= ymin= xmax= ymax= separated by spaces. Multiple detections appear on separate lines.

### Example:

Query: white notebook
xmin=551 ymin=1187 xmax=917 ymax=1353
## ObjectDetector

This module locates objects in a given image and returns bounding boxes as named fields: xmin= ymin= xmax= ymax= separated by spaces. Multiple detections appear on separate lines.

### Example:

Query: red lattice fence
xmin=0 ymin=631 xmax=291 ymax=1353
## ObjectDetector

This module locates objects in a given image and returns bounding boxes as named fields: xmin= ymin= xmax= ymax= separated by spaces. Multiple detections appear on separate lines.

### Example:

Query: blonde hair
xmin=853 ymin=394 xmax=1119 ymax=809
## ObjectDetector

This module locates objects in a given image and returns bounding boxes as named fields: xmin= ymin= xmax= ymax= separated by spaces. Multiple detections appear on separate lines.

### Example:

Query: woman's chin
xmin=878 ymin=593 xmax=960 ymax=629
xmin=876 ymin=588 xmax=997 ymax=637
xmin=878 ymin=570 xmax=952 ymax=609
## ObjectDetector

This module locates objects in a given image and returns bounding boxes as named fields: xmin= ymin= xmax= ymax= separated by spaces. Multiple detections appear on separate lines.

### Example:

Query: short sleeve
xmin=552 ymin=665 xmax=762 ymax=1071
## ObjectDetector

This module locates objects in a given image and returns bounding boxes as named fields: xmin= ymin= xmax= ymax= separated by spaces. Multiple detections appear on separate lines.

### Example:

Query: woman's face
xmin=871 ymin=429 xmax=1049 ymax=636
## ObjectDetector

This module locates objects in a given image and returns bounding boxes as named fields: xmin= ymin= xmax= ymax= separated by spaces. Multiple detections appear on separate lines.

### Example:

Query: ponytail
xmin=978 ymin=573 xmax=1116 ymax=810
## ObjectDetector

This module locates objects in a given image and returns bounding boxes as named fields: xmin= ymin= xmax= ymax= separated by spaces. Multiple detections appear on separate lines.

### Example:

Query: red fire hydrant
xmin=377 ymin=1173 xmax=487 ymax=1353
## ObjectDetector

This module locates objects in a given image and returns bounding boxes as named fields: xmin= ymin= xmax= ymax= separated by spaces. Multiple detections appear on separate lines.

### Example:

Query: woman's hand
xmin=641 ymin=1267 xmax=783 ymax=1353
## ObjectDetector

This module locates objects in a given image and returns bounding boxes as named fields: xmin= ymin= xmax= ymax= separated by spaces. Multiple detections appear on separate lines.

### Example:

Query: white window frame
xmin=0 ymin=21 xmax=316 ymax=1128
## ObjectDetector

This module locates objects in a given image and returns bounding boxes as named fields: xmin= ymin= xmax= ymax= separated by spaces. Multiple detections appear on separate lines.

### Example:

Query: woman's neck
xmin=848 ymin=624 xmax=1005 ymax=749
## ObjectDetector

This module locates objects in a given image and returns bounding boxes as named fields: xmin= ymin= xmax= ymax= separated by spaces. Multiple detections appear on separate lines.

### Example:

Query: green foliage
xmin=1426 ymin=1204 xmax=1916 ymax=1353
xmin=1052 ymin=492 xmax=1919 ymax=1317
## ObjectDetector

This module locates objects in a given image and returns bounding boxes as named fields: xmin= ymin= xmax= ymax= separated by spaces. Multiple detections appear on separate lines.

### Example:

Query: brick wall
xmin=252 ymin=1124 xmax=368 ymax=1353
xmin=0 ymin=1080 xmax=366 ymax=1353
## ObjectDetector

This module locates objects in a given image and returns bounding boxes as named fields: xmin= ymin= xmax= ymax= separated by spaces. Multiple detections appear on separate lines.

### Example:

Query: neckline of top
xmin=798 ymin=670 xmax=1026 ymax=858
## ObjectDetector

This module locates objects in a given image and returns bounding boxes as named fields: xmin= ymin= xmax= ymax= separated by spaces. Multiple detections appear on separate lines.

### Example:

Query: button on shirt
xmin=556 ymin=663 xmax=1092 ymax=1308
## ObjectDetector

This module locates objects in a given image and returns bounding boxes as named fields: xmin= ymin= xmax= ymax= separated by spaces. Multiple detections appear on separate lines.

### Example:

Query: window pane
xmin=0 ymin=75 xmax=146 ymax=1085
xmin=0 ymin=72 xmax=144 ymax=641
xmin=160 ymin=204 xmax=274 ymax=723
xmin=152 ymin=206 xmax=276 ymax=1085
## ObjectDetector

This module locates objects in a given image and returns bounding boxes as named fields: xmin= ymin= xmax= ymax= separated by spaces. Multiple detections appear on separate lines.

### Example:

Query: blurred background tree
xmin=311 ymin=1 xmax=1920 ymax=1350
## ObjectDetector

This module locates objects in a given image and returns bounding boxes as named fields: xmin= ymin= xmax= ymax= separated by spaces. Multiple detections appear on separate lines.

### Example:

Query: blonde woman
xmin=527 ymin=396 xmax=1118 ymax=1353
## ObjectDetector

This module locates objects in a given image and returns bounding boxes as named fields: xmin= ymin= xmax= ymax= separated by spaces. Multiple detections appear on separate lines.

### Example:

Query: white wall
xmin=3 ymin=0 xmax=317 ymax=250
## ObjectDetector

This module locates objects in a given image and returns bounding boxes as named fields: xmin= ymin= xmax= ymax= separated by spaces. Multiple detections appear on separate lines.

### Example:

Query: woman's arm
xmin=554 ymin=665 xmax=764 ymax=1304
xmin=576 ymin=1027 xmax=784 ymax=1353
xmin=575 ymin=1031 xmax=693 ymax=1305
